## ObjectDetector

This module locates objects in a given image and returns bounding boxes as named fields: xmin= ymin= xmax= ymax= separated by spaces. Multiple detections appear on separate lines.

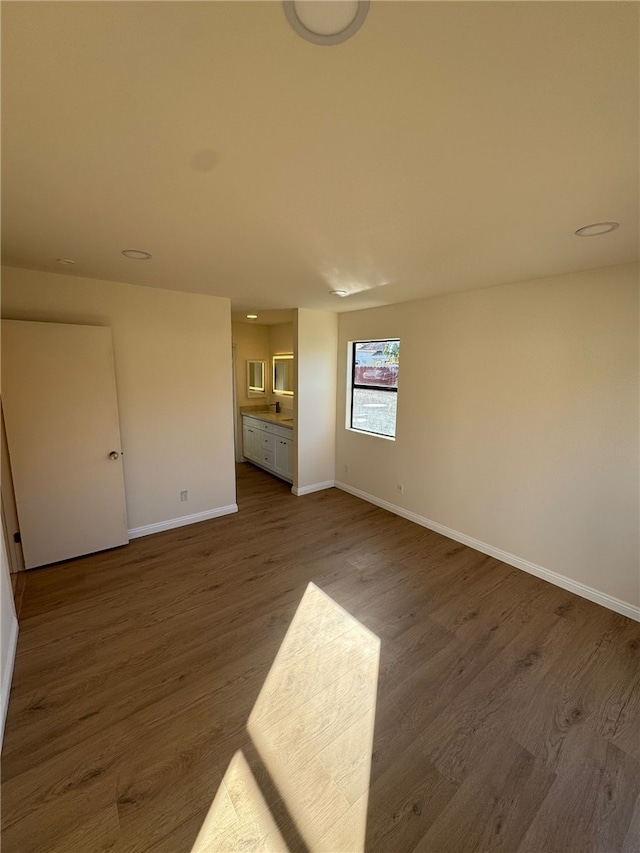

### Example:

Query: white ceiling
xmin=2 ymin=1 xmax=638 ymax=314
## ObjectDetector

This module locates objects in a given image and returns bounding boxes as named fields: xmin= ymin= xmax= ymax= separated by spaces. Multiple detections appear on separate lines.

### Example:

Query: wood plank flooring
xmin=2 ymin=462 xmax=639 ymax=852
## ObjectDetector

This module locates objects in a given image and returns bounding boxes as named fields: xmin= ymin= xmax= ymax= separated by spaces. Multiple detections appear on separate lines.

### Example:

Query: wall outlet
xmin=344 ymin=463 xmax=350 ymax=474
xmin=396 ymin=482 xmax=404 ymax=495
xmin=180 ymin=490 xmax=189 ymax=502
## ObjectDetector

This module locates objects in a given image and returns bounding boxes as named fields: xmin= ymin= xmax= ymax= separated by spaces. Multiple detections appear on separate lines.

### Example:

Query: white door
xmin=1 ymin=320 xmax=129 ymax=569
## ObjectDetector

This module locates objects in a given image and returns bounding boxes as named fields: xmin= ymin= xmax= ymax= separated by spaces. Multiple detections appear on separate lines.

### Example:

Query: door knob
xmin=109 ymin=451 xmax=120 ymax=460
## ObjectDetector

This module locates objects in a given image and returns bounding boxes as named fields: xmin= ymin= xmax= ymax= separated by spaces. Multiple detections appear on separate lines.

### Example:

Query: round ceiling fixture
xmin=330 ymin=289 xmax=348 ymax=297
xmin=122 ymin=249 xmax=152 ymax=260
xmin=283 ymin=1 xmax=369 ymax=46
xmin=246 ymin=314 xmax=258 ymax=320
xmin=574 ymin=221 xmax=619 ymax=237
xmin=56 ymin=258 xmax=76 ymax=265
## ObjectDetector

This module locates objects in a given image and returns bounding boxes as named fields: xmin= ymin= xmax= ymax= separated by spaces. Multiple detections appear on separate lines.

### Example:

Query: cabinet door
xmin=275 ymin=436 xmax=293 ymax=480
xmin=243 ymin=423 xmax=258 ymax=461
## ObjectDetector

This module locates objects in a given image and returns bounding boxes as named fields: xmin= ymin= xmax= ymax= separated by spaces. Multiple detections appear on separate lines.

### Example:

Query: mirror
xmin=273 ymin=354 xmax=294 ymax=396
xmin=247 ymin=360 xmax=266 ymax=396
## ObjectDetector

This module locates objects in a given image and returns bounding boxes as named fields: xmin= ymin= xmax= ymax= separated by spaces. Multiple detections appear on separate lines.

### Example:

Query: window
xmin=349 ymin=339 xmax=399 ymax=438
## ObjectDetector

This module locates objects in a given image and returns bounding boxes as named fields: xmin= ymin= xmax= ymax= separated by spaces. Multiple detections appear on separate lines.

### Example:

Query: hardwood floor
xmin=2 ymin=462 xmax=639 ymax=852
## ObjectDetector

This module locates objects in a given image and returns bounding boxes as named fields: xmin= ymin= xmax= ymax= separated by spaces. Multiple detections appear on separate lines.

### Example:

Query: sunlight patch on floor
xmin=191 ymin=582 xmax=380 ymax=852
xmin=191 ymin=750 xmax=288 ymax=852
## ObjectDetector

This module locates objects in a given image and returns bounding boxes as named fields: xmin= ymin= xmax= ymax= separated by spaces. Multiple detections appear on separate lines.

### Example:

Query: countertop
xmin=242 ymin=411 xmax=294 ymax=429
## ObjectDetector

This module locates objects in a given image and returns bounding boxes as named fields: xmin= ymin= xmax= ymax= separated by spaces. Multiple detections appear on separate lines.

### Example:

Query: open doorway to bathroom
xmin=230 ymin=310 xmax=295 ymax=503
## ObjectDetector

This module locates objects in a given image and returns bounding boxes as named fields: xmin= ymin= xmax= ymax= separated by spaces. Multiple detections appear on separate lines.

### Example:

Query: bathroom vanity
xmin=242 ymin=412 xmax=293 ymax=483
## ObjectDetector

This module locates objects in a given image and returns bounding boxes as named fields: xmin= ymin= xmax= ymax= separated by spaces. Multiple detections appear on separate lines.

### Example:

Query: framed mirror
xmin=247 ymin=360 xmax=266 ymax=396
xmin=273 ymin=354 xmax=294 ymax=396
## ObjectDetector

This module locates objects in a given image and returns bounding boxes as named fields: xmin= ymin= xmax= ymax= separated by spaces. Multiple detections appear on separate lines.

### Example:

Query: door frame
xmin=0 ymin=403 xmax=23 ymax=573
xmin=232 ymin=344 xmax=243 ymax=464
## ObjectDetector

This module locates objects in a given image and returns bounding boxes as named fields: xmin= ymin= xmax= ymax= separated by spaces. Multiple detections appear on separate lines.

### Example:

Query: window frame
xmin=348 ymin=338 xmax=399 ymax=439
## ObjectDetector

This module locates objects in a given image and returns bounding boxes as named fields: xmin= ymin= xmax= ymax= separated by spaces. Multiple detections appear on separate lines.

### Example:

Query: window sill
xmin=346 ymin=427 xmax=396 ymax=441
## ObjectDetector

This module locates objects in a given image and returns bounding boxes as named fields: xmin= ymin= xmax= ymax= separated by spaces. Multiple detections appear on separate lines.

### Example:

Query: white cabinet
xmin=274 ymin=435 xmax=293 ymax=480
xmin=242 ymin=417 xmax=260 ymax=462
xmin=242 ymin=415 xmax=293 ymax=483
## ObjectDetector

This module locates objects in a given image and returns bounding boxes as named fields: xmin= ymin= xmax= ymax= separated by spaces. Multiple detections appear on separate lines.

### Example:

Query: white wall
xmin=0 ymin=530 xmax=18 ymax=745
xmin=294 ymin=309 xmax=338 ymax=494
xmin=336 ymin=263 xmax=640 ymax=614
xmin=1 ymin=266 xmax=237 ymax=533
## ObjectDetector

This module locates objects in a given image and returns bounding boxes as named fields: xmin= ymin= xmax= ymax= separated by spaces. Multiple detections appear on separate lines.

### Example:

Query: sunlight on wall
xmin=191 ymin=582 xmax=380 ymax=852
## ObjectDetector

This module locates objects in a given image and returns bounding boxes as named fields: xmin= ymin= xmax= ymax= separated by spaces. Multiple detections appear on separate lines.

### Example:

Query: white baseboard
xmin=1 ymin=615 xmax=19 ymax=748
xmin=334 ymin=481 xmax=640 ymax=622
xmin=291 ymin=480 xmax=336 ymax=497
xmin=128 ymin=504 xmax=238 ymax=539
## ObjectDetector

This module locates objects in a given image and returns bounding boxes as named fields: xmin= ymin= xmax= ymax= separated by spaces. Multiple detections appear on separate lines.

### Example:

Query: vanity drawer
xmin=261 ymin=433 xmax=276 ymax=451
xmin=259 ymin=449 xmax=274 ymax=468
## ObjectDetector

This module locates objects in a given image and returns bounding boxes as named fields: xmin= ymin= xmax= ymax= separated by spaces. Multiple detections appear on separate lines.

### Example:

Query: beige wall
xmin=231 ymin=321 xmax=293 ymax=410
xmin=269 ymin=322 xmax=294 ymax=407
xmin=1 ymin=266 xmax=236 ymax=531
xmin=269 ymin=322 xmax=294 ymax=357
xmin=295 ymin=309 xmax=337 ymax=493
xmin=336 ymin=263 xmax=640 ymax=609
xmin=232 ymin=322 xmax=270 ymax=410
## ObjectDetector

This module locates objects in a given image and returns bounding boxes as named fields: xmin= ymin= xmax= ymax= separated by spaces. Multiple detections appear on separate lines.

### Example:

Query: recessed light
xmin=330 ymin=289 xmax=348 ymax=297
xmin=246 ymin=314 xmax=258 ymax=320
xmin=575 ymin=222 xmax=619 ymax=237
xmin=122 ymin=249 xmax=152 ymax=260
xmin=56 ymin=258 xmax=76 ymax=265
xmin=284 ymin=0 xmax=369 ymax=46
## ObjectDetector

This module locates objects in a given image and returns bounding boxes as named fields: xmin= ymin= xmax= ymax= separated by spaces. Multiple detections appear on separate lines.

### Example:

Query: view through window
xmin=350 ymin=339 xmax=399 ymax=437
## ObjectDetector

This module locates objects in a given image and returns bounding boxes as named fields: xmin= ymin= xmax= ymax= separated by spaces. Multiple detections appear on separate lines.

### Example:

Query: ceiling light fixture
xmin=574 ymin=221 xmax=619 ymax=237
xmin=246 ymin=314 xmax=258 ymax=320
xmin=122 ymin=249 xmax=152 ymax=260
xmin=284 ymin=0 xmax=369 ymax=46
xmin=56 ymin=258 xmax=76 ymax=265
xmin=330 ymin=289 xmax=348 ymax=297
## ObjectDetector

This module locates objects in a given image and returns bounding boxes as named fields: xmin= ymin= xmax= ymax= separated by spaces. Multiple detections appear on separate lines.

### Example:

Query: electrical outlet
xmin=397 ymin=482 xmax=404 ymax=495
xmin=180 ymin=490 xmax=189 ymax=502
xmin=344 ymin=463 xmax=350 ymax=474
